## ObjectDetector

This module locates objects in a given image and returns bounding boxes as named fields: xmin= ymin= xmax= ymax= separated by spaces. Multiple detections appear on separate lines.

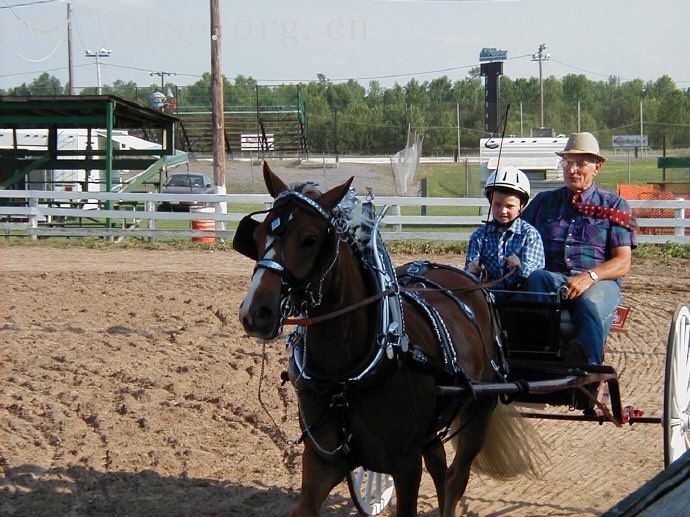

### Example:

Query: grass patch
xmin=385 ymin=240 xmax=469 ymax=254
xmin=0 ymin=236 xmax=234 ymax=250
xmin=415 ymin=158 xmax=689 ymax=197
xmin=633 ymin=242 xmax=690 ymax=259
xmin=417 ymin=162 xmax=480 ymax=198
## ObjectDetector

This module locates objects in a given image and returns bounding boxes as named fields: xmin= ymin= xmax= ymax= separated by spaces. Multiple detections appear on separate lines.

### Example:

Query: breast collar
xmin=285 ymin=201 xmax=408 ymax=394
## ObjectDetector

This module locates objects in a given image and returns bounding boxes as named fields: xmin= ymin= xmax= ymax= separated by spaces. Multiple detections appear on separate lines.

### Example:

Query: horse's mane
xmin=287 ymin=181 xmax=377 ymax=255
xmin=289 ymin=181 xmax=321 ymax=199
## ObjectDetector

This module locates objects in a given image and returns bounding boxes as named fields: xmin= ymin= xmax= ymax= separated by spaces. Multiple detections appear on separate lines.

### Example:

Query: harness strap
xmin=285 ymin=287 xmax=396 ymax=326
xmin=256 ymin=259 xmax=284 ymax=273
xmin=402 ymin=291 xmax=473 ymax=381
xmin=284 ymin=272 xmax=512 ymax=327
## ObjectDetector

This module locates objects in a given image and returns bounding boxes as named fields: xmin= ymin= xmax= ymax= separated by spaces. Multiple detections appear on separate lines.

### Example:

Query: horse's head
xmin=234 ymin=162 xmax=353 ymax=340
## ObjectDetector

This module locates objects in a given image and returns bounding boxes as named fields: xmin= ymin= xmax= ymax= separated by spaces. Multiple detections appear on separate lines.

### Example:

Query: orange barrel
xmin=190 ymin=206 xmax=216 ymax=243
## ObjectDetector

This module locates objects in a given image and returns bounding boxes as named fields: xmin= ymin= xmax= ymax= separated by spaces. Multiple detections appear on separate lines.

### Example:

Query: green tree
xmin=16 ymin=73 xmax=64 ymax=95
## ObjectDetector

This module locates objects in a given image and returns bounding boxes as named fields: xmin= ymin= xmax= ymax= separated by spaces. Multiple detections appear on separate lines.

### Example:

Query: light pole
xmin=532 ymin=43 xmax=550 ymax=127
xmin=150 ymin=71 xmax=177 ymax=91
xmin=85 ymin=48 xmax=111 ymax=95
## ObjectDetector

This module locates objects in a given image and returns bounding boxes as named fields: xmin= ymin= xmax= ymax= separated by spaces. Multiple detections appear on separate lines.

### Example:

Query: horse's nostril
xmin=255 ymin=305 xmax=273 ymax=323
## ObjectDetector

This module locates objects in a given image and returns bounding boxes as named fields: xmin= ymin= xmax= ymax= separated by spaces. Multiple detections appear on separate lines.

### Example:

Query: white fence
xmin=0 ymin=190 xmax=688 ymax=244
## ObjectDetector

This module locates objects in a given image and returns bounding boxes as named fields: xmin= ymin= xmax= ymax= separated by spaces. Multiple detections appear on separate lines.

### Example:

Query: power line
xmin=0 ymin=30 xmax=63 ymax=62
xmin=551 ymin=58 xmax=624 ymax=80
xmin=1 ymin=0 xmax=28 ymax=26
xmin=550 ymin=58 xmax=690 ymax=84
xmin=69 ymin=8 xmax=88 ymax=53
xmin=0 ymin=63 xmax=90 ymax=78
xmin=0 ymin=0 xmax=60 ymax=8
xmin=4 ymin=53 xmax=689 ymax=88
xmin=1 ymin=0 xmax=59 ymax=33
xmin=103 ymin=62 xmax=202 ymax=78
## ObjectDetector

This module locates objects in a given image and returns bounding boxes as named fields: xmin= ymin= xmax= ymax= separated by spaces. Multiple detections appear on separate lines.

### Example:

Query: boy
xmin=465 ymin=166 xmax=544 ymax=288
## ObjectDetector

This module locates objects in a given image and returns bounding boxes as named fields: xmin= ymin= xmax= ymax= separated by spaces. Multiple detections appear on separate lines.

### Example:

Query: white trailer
xmin=0 ymin=128 xmax=161 ymax=193
xmin=479 ymin=136 xmax=569 ymax=196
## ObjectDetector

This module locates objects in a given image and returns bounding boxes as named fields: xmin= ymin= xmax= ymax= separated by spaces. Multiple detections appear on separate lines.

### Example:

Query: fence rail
xmin=0 ymin=190 xmax=688 ymax=244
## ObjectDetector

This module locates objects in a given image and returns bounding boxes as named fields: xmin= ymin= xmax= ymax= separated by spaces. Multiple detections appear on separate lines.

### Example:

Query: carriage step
xmin=508 ymin=358 xmax=617 ymax=378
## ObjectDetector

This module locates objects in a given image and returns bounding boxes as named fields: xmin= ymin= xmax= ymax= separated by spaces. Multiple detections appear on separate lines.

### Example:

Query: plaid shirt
xmin=521 ymin=186 xmax=637 ymax=275
xmin=465 ymin=218 xmax=545 ymax=288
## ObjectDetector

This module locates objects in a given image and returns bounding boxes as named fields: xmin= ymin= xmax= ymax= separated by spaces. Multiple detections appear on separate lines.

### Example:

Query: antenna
xmin=476 ymin=104 xmax=511 ymax=275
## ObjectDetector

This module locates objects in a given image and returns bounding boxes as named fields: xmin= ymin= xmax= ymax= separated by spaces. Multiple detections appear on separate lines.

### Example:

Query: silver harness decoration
xmin=286 ymin=188 xmax=408 ymax=393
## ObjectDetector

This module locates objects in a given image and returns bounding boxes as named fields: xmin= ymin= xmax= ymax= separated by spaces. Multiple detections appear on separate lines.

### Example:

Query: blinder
xmin=233 ymin=210 xmax=269 ymax=260
xmin=233 ymin=191 xmax=333 ymax=262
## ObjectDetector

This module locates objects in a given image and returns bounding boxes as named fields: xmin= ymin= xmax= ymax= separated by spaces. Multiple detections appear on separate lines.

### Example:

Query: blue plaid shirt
xmin=465 ymin=218 xmax=545 ymax=288
xmin=521 ymin=186 xmax=637 ymax=276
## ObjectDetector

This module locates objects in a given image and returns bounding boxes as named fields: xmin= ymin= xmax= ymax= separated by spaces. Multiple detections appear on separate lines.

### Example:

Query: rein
xmin=284 ymin=270 xmax=514 ymax=327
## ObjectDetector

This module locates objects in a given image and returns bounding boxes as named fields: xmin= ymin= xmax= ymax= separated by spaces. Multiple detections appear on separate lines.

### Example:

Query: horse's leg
xmin=441 ymin=404 xmax=492 ymax=517
xmin=391 ymin=453 xmax=424 ymax=517
xmin=291 ymin=445 xmax=347 ymax=517
xmin=422 ymin=443 xmax=447 ymax=511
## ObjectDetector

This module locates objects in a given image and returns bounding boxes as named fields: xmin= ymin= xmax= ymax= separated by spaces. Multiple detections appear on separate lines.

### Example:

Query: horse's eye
xmin=301 ymin=235 xmax=319 ymax=248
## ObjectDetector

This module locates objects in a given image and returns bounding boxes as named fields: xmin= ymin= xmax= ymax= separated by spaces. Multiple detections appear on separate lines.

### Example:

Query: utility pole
xmin=640 ymin=99 xmax=644 ymax=157
xmin=150 ymin=71 xmax=177 ymax=91
xmin=334 ymin=107 xmax=339 ymax=163
xmin=210 ymin=0 xmax=225 ymax=189
xmin=67 ymin=3 xmax=74 ymax=95
xmin=85 ymin=48 xmax=111 ymax=95
xmin=532 ymin=43 xmax=549 ymax=127
xmin=577 ymin=101 xmax=581 ymax=132
xmin=456 ymin=101 xmax=461 ymax=161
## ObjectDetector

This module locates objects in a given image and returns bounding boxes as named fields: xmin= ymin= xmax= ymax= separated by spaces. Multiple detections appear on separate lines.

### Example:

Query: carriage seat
xmin=491 ymin=290 xmax=571 ymax=360
xmin=491 ymin=290 xmax=630 ymax=361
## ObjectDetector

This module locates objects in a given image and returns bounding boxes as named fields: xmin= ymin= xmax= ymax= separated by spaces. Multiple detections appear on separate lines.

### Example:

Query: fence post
xmin=145 ymin=200 xmax=155 ymax=243
xmin=28 ymin=197 xmax=38 ymax=241
xmin=394 ymin=205 xmax=402 ymax=233
xmin=214 ymin=189 xmax=226 ymax=244
xmin=465 ymin=156 xmax=470 ymax=197
xmin=420 ymin=178 xmax=427 ymax=216
xmin=675 ymin=198 xmax=685 ymax=237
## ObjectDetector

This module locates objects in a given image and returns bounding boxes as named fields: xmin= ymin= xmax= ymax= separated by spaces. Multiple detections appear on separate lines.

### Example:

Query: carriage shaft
xmin=437 ymin=373 xmax=617 ymax=397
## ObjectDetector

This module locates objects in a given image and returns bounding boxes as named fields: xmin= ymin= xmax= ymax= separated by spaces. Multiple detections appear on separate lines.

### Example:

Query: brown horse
xmin=235 ymin=162 xmax=538 ymax=517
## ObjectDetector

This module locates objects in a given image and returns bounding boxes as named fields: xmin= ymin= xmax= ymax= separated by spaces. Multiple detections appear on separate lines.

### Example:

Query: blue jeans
xmin=524 ymin=270 xmax=621 ymax=364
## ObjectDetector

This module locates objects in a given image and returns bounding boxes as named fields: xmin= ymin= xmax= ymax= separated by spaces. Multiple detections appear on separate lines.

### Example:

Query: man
xmin=521 ymin=132 xmax=637 ymax=364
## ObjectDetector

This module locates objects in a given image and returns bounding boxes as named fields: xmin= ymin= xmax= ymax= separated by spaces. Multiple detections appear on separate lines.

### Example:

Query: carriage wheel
xmin=347 ymin=467 xmax=395 ymax=515
xmin=663 ymin=303 xmax=690 ymax=467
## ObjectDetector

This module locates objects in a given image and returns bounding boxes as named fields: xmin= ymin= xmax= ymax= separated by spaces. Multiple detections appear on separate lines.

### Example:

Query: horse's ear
xmin=317 ymin=177 xmax=354 ymax=212
xmin=263 ymin=161 xmax=289 ymax=197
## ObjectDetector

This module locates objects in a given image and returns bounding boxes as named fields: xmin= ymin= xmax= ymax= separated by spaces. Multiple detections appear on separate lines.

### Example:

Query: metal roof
xmin=0 ymin=95 xmax=178 ymax=130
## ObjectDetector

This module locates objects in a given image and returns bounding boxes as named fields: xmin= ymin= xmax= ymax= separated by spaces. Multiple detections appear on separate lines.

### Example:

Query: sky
xmin=1 ymin=0 xmax=689 ymax=92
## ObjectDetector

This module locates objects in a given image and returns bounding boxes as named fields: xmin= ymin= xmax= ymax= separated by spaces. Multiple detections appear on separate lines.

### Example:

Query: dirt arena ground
xmin=175 ymin=157 xmax=415 ymax=196
xmin=1 ymin=243 xmax=688 ymax=516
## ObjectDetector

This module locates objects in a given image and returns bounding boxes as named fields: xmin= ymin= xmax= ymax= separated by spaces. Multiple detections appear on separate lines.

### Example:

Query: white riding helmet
xmin=485 ymin=166 xmax=531 ymax=204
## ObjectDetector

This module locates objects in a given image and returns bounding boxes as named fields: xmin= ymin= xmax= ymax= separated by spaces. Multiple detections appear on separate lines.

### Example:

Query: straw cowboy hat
xmin=556 ymin=132 xmax=606 ymax=163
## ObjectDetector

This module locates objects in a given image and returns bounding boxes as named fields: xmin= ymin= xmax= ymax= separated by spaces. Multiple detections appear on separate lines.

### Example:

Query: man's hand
xmin=504 ymin=255 xmax=521 ymax=270
xmin=563 ymin=272 xmax=596 ymax=299
xmin=562 ymin=247 xmax=632 ymax=299
xmin=467 ymin=259 xmax=482 ymax=276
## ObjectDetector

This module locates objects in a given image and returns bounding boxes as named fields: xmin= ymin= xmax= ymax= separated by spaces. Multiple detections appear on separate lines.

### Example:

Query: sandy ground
xmin=1 ymin=244 xmax=688 ymax=516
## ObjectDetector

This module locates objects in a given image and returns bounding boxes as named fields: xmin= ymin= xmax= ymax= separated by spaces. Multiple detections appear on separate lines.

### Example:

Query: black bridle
xmin=233 ymin=189 xmax=345 ymax=325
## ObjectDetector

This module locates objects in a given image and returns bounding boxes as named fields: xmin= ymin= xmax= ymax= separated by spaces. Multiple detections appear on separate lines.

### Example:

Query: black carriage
xmin=233 ymin=167 xmax=689 ymax=516
xmin=348 ymin=293 xmax=689 ymax=515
